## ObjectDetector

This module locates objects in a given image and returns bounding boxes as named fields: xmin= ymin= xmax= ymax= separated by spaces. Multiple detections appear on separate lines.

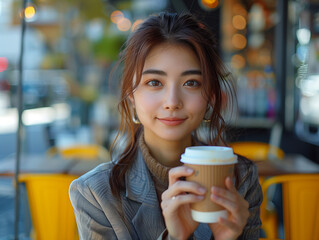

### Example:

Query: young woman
xmin=69 ymin=12 xmax=262 ymax=240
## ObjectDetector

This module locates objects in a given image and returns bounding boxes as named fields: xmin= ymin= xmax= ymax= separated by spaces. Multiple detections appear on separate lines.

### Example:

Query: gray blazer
xmin=69 ymin=149 xmax=262 ymax=240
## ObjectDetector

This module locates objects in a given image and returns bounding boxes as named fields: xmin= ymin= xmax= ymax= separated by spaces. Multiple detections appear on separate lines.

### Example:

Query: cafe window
xmin=221 ymin=0 xmax=282 ymax=128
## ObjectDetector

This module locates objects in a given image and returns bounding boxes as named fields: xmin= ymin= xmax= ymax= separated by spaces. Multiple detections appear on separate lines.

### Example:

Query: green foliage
xmin=92 ymin=34 xmax=125 ymax=61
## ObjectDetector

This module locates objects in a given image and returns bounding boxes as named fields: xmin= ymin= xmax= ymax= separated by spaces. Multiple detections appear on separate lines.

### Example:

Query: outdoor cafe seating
xmin=2 ymin=139 xmax=319 ymax=239
xmin=19 ymin=174 xmax=79 ymax=240
xmin=230 ymin=140 xmax=319 ymax=240
xmin=11 ymin=144 xmax=110 ymax=240
xmin=260 ymin=174 xmax=319 ymax=240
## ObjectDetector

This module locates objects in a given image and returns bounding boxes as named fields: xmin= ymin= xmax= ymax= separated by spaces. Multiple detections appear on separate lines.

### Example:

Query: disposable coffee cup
xmin=180 ymin=146 xmax=237 ymax=223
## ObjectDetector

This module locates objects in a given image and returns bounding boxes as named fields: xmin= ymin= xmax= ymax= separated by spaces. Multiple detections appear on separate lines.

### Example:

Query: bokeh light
xmin=232 ymin=34 xmax=247 ymax=49
xmin=201 ymin=0 xmax=219 ymax=9
xmin=258 ymin=48 xmax=271 ymax=66
xmin=232 ymin=15 xmax=246 ymax=30
xmin=248 ymin=33 xmax=265 ymax=48
xmin=24 ymin=5 xmax=36 ymax=19
xmin=110 ymin=10 xmax=124 ymax=24
xmin=0 ymin=57 xmax=9 ymax=72
xmin=297 ymin=28 xmax=311 ymax=45
xmin=231 ymin=54 xmax=246 ymax=69
xmin=132 ymin=19 xmax=144 ymax=32
xmin=117 ymin=18 xmax=131 ymax=31
xmin=232 ymin=3 xmax=247 ymax=17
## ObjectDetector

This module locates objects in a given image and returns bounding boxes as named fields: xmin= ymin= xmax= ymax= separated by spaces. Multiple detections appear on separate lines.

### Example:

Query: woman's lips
xmin=157 ymin=118 xmax=186 ymax=126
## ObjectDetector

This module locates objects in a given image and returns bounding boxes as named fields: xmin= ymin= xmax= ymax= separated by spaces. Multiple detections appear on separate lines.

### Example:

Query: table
xmin=256 ymin=154 xmax=319 ymax=176
xmin=0 ymin=153 xmax=105 ymax=239
xmin=0 ymin=154 xmax=104 ymax=176
xmin=1 ymin=153 xmax=318 ymax=177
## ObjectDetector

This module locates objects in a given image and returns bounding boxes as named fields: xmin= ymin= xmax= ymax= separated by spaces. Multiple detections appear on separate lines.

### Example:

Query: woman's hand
xmin=208 ymin=177 xmax=250 ymax=240
xmin=161 ymin=166 xmax=206 ymax=240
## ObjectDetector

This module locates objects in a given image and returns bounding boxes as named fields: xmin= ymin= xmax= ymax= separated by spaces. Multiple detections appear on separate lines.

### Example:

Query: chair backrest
xmin=230 ymin=123 xmax=283 ymax=161
xmin=229 ymin=141 xmax=285 ymax=161
xmin=261 ymin=174 xmax=319 ymax=240
xmin=19 ymin=174 xmax=79 ymax=240
xmin=230 ymin=141 xmax=285 ymax=238
xmin=47 ymin=144 xmax=110 ymax=161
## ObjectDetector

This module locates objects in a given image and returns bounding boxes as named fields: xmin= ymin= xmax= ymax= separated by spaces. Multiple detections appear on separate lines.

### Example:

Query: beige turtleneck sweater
xmin=138 ymin=134 xmax=172 ymax=200
xmin=138 ymin=133 xmax=201 ymax=201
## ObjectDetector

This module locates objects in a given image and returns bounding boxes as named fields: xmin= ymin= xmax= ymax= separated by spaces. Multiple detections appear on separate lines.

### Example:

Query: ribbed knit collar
xmin=138 ymin=134 xmax=171 ymax=189
xmin=138 ymin=133 xmax=202 ymax=196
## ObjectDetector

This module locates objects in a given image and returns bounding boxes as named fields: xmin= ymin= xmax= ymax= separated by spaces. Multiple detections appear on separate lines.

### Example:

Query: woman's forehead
xmin=142 ymin=43 xmax=200 ymax=69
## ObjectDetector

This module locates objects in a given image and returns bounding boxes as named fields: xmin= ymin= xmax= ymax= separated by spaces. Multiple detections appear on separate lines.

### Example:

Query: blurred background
xmin=0 ymin=0 xmax=319 ymax=239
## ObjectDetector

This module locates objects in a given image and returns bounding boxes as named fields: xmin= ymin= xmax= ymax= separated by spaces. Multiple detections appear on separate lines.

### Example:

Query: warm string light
xmin=110 ymin=10 xmax=134 ymax=32
xmin=229 ymin=3 xmax=248 ymax=51
xmin=232 ymin=3 xmax=247 ymax=17
xmin=25 ymin=6 xmax=35 ymax=19
xmin=232 ymin=15 xmax=246 ymax=30
xmin=110 ymin=10 xmax=124 ymax=24
xmin=131 ymin=19 xmax=143 ymax=31
xmin=20 ymin=4 xmax=36 ymax=21
xmin=117 ymin=17 xmax=131 ymax=31
xmin=201 ymin=0 xmax=219 ymax=9
xmin=231 ymin=54 xmax=246 ymax=69
xmin=232 ymin=33 xmax=247 ymax=50
xmin=110 ymin=10 xmax=144 ymax=32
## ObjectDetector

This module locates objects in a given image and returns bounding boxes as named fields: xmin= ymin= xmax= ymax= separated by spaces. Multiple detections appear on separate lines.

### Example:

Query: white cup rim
xmin=180 ymin=146 xmax=238 ymax=165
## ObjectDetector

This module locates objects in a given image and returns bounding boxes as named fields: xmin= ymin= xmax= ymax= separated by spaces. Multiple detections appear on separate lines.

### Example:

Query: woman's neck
xmin=144 ymin=132 xmax=192 ymax=167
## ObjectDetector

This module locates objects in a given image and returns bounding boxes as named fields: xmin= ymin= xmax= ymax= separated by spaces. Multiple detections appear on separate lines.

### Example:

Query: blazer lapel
xmin=125 ymin=150 xmax=166 ymax=239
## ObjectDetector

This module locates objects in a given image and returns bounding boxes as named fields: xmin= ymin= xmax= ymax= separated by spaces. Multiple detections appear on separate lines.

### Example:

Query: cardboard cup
xmin=180 ymin=146 xmax=237 ymax=223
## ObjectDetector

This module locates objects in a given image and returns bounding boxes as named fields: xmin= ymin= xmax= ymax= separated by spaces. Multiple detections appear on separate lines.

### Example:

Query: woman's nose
xmin=163 ymin=86 xmax=183 ymax=110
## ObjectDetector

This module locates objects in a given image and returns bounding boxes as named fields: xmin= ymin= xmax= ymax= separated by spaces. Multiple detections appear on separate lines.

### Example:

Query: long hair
xmin=109 ymin=12 xmax=236 ymax=198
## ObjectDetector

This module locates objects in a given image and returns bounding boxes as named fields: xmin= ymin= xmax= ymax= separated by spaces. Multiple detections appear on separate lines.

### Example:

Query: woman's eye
xmin=147 ymin=80 xmax=162 ymax=87
xmin=184 ymin=80 xmax=201 ymax=87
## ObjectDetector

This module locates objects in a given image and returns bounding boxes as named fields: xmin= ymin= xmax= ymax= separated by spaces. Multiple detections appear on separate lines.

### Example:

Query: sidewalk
xmin=0 ymin=177 xmax=31 ymax=240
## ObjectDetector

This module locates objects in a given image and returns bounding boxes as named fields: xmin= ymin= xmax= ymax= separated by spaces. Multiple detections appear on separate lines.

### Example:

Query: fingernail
xmin=186 ymin=168 xmax=193 ymax=173
xmin=211 ymin=194 xmax=219 ymax=200
xmin=198 ymin=187 xmax=206 ymax=194
xmin=197 ymin=195 xmax=204 ymax=200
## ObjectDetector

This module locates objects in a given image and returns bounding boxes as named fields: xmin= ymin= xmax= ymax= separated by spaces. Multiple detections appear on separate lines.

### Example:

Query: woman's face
xmin=131 ymin=43 xmax=208 ymax=145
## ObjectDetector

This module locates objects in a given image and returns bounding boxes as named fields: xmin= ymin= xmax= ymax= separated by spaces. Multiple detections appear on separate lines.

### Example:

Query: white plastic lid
xmin=180 ymin=146 xmax=237 ymax=165
xmin=191 ymin=209 xmax=228 ymax=223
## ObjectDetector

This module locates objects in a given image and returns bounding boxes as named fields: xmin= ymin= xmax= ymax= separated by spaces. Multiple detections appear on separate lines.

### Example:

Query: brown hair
xmin=109 ymin=12 xmax=237 ymax=198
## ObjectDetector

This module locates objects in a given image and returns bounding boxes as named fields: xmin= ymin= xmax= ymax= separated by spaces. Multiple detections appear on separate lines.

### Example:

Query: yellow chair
xmin=229 ymin=141 xmax=285 ymax=162
xmin=261 ymin=174 xmax=319 ymax=240
xmin=259 ymin=238 xmax=282 ymax=240
xmin=229 ymin=141 xmax=284 ymax=189
xmin=259 ymin=239 xmax=282 ymax=240
xmin=19 ymin=174 xmax=79 ymax=240
xmin=229 ymin=141 xmax=285 ymax=239
xmin=47 ymin=144 xmax=110 ymax=161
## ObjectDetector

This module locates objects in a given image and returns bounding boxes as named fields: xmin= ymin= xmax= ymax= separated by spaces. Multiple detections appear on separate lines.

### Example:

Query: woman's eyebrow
xmin=181 ymin=70 xmax=202 ymax=76
xmin=142 ymin=69 xmax=202 ymax=76
xmin=142 ymin=69 xmax=166 ymax=75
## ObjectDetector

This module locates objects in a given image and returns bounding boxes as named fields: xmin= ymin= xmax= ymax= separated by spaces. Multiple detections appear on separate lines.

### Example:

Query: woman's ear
xmin=128 ymin=94 xmax=135 ymax=108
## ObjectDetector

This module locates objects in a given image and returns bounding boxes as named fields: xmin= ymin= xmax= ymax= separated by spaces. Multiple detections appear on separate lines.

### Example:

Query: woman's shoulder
xmin=76 ymin=162 xmax=113 ymax=183
xmin=236 ymin=154 xmax=257 ymax=175
xmin=236 ymin=155 xmax=259 ymax=192
xmin=69 ymin=162 xmax=115 ymax=200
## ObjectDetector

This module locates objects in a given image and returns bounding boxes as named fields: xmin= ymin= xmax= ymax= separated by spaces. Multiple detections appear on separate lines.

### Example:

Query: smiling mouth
xmin=157 ymin=118 xmax=187 ymax=126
